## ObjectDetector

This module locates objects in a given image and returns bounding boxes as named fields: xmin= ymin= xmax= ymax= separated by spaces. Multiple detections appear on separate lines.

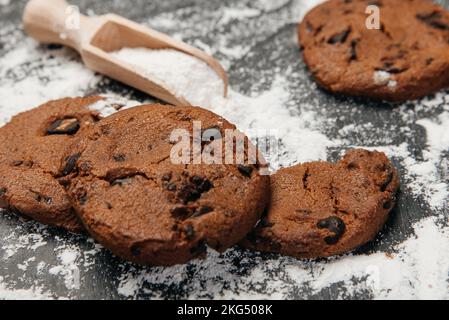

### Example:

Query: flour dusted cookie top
xmin=298 ymin=0 xmax=449 ymax=101
xmin=0 ymin=96 xmax=104 ymax=232
xmin=242 ymin=149 xmax=399 ymax=259
xmin=64 ymin=104 xmax=270 ymax=266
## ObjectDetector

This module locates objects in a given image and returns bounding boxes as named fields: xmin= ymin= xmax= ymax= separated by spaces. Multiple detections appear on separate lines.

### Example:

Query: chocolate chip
xmin=347 ymin=162 xmax=358 ymax=170
xmin=417 ymin=11 xmax=449 ymax=30
xmin=383 ymin=200 xmax=392 ymax=209
xmin=246 ymin=230 xmax=262 ymax=245
xmin=79 ymin=194 xmax=88 ymax=205
xmin=379 ymin=23 xmax=389 ymax=37
xmin=61 ymin=153 xmax=81 ymax=176
xmin=378 ymin=66 xmax=408 ymax=74
xmin=12 ymin=160 xmax=23 ymax=166
xmin=190 ymin=206 xmax=213 ymax=218
xmin=178 ymin=184 xmax=201 ymax=203
xmin=46 ymin=44 xmax=63 ymax=50
xmin=237 ymin=165 xmax=253 ymax=177
xmin=34 ymin=193 xmax=53 ymax=204
xmin=175 ymin=177 xmax=213 ymax=204
xmin=259 ymin=218 xmax=274 ymax=228
xmin=349 ymin=39 xmax=358 ymax=61
xmin=191 ymin=175 xmax=204 ymax=186
xmin=0 ymin=188 xmax=6 ymax=197
xmin=170 ymin=206 xmax=189 ymax=218
xmin=106 ymin=202 xmax=113 ymax=209
xmin=328 ymin=27 xmax=351 ymax=44
xmin=113 ymin=154 xmax=126 ymax=162
xmin=58 ymin=178 xmax=70 ymax=189
xmin=184 ymin=224 xmax=195 ymax=240
xmin=199 ymin=179 xmax=213 ymax=192
xmin=317 ymin=216 xmax=346 ymax=245
xmin=46 ymin=118 xmax=80 ymax=135
xmin=302 ymin=169 xmax=310 ymax=189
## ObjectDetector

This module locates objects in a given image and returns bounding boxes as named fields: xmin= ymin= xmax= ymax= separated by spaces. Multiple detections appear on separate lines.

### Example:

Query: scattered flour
xmin=2 ymin=233 xmax=47 ymax=260
xmin=0 ymin=276 xmax=54 ymax=300
xmin=116 ymin=217 xmax=448 ymax=300
xmin=373 ymin=70 xmax=397 ymax=89
xmin=219 ymin=7 xmax=261 ymax=25
xmin=0 ymin=39 xmax=102 ymax=125
xmin=88 ymin=94 xmax=142 ymax=117
xmin=49 ymin=247 xmax=80 ymax=290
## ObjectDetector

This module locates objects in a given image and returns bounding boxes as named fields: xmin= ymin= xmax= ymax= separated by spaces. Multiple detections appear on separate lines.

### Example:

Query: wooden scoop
xmin=23 ymin=0 xmax=228 ymax=106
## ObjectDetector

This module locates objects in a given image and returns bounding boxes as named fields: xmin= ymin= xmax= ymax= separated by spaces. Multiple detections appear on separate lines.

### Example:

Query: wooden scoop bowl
xmin=23 ymin=0 xmax=228 ymax=106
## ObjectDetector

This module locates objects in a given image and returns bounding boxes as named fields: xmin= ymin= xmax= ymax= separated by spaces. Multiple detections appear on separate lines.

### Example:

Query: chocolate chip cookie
xmin=298 ymin=0 xmax=449 ymax=101
xmin=242 ymin=149 xmax=399 ymax=259
xmin=0 ymin=96 xmax=104 ymax=232
xmin=64 ymin=104 xmax=270 ymax=266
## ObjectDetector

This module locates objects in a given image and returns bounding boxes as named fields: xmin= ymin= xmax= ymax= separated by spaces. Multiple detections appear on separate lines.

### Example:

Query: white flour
xmin=48 ymin=247 xmax=81 ymax=290
xmin=0 ymin=0 xmax=448 ymax=299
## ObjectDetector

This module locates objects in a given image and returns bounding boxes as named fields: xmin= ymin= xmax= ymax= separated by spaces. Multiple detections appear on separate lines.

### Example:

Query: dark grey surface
xmin=0 ymin=0 xmax=448 ymax=300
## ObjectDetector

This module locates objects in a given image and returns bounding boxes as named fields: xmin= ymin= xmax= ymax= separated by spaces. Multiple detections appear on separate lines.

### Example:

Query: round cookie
xmin=63 ymin=104 xmax=270 ymax=266
xmin=0 ymin=96 xmax=104 ymax=232
xmin=298 ymin=0 xmax=449 ymax=101
xmin=242 ymin=149 xmax=399 ymax=259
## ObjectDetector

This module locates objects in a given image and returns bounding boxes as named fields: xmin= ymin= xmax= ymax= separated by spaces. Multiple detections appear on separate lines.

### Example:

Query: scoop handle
xmin=23 ymin=0 xmax=91 ymax=52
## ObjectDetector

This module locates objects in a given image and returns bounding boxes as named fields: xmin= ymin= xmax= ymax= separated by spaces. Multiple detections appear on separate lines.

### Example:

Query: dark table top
xmin=0 ymin=0 xmax=448 ymax=299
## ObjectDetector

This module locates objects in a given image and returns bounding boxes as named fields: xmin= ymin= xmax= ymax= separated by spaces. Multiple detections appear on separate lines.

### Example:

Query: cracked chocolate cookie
xmin=242 ymin=149 xmax=399 ymax=259
xmin=0 ymin=96 xmax=104 ymax=232
xmin=298 ymin=0 xmax=449 ymax=101
xmin=63 ymin=104 xmax=270 ymax=266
